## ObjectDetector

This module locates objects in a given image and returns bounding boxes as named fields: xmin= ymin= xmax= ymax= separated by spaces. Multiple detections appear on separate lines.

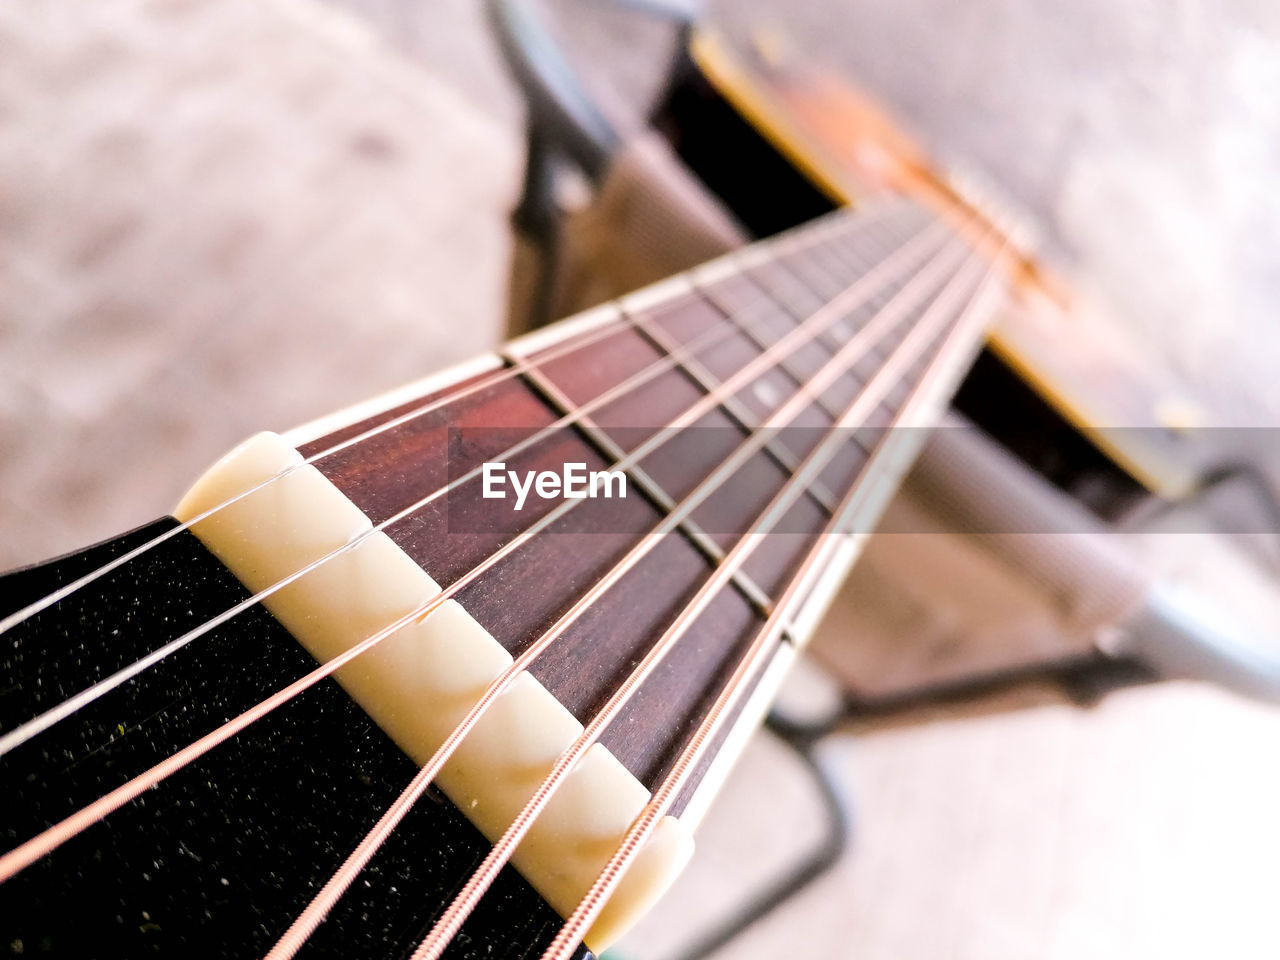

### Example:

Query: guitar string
xmin=0 ymin=208 xmax=919 ymax=761
xmin=0 ymin=205 xmax=934 ymax=760
xmin=0 ymin=198 xmax=898 ymax=641
xmin=263 ymin=223 xmax=978 ymax=960
xmin=404 ymin=233 xmax=994 ymax=960
xmin=540 ymin=241 xmax=1012 ymax=960
xmin=0 ymin=216 xmax=957 ymax=880
xmin=0 ymin=217 xmax=956 ymax=883
xmin=700 ymin=235 xmax=903 ymax=420
xmin=750 ymin=225 xmax=901 ymax=354
xmin=0 ymin=213 xmax=960 ymax=882
xmin=699 ymin=215 xmax=910 ymax=395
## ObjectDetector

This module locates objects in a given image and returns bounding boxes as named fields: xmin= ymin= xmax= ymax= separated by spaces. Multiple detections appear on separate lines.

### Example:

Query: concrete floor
xmin=3 ymin=1 xmax=1280 ymax=958
xmin=0 ymin=0 xmax=517 ymax=567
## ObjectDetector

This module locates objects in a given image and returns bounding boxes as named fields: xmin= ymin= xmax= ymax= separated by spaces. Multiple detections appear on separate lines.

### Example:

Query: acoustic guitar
xmin=9 ymin=4 xmax=1230 ymax=957
xmin=1 ymin=162 xmax=1015 ymax=959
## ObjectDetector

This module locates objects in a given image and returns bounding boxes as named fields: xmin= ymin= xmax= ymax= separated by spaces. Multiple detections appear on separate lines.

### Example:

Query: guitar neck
xmin=286 ymin=195 xmax=997 ymax=805
xmin=0 ymin=196 xmax=1006 ymax=960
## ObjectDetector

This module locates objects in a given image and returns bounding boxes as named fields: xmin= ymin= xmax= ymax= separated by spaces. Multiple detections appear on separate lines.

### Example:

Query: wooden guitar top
xmin=687 ymin=28 xmax=1201 ymax=500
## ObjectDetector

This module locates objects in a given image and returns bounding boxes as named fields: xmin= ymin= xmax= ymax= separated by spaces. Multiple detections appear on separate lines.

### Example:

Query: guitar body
xmin=651 ymin=28 xmax=1196 ymax=515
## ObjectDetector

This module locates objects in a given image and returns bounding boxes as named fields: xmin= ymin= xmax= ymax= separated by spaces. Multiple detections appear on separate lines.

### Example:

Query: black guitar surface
xmin=0 ymin=521 xmax=590 ymax=960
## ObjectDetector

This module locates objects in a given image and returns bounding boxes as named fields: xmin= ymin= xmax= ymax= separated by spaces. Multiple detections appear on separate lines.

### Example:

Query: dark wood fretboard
xmin=0 ymin=195 xmax=1005 ymax=960
xmin=286 ymin=195 xmax=1002 ymax=814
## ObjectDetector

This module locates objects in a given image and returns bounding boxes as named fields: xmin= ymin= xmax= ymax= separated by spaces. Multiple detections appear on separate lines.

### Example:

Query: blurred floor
xmin=0 ymin=0 xmax=518 ymax=567
xmin=628 ymin=681 xmax=1280 ymax=960
xmin=2 ymin=1 xmax=1279 ymax=958
xmin=622 ymin=521 xmax=1280 ymax=960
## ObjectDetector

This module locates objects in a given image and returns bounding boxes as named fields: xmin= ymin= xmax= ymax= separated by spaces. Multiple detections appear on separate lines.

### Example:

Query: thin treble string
xmin=699 ymin=219 xmax=908 ymax=372
xmin=403 ymin=233 xmax=984 ymax=960
xmin=540 ymin=239 xmax=1014 ymax=960
xmin=0 ymin=206 xmax=926 ymax=760
xmin=0 ymin=197 xmax=896 ymax=642
xmin=760 ymin=237 xmax=895 ymax=335
xmin=0 ymin=320 xmax=629 ymax=635
xmin=263 ymin=224 xmax=977 ymax=960
xmin=777 ymin=231 xmax=896 ymax=333
xmin=543 ymin=249 xmax=1008 ymax=960
xmin=0 ymin=216 xmax=955 ymax=883
xmin=0 ymin=220 xmax=955 ymax=886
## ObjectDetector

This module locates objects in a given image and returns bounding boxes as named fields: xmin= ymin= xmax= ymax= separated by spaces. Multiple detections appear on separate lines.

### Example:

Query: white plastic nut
xmin=175 ymin=432 xmax=693 ymax=951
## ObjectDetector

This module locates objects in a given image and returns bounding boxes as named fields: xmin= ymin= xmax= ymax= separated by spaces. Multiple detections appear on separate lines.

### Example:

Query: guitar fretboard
xmin=295 ymin=196 xmax=993 ymax=806
xmin=0 ymin=194 xmax=1006 ymax=960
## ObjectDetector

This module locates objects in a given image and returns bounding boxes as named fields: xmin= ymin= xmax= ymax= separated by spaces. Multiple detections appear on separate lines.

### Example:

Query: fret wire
xmin=696 ymin=288 xmax=850 ymax=425
xmin=264 ymin=218 xmax=974 ymax=960
xmin=747 ymin=231 xmax=899 ymax=350
xmin=756 ymin=255 xmax=897 ymax=364
xmin=831 ymin=205 xmax=919 ymax=255
xmin=792 ymin=222 xmax=911 ymax=331
xmin=0 ymin=210 xmax=952 ymax=886
xmin=691 ymin=262 xmax=856 ymax=411
xmin=693 ymin=203 xmax=902 ymax=335
xmin=0 ymin=205 xmax=922 ymax=762
xmin=696 ymin=263 xmax=887 ymax=423
xmin=807 ymin=232 xmax=915 ymax=357
xmin=744 ymin=197 xmax=906 ymax=281
xmin=540 ymin=240 xmax=1011 ymax=960
xmin=511 ymin=360 xmax=778 ymax=616
xmin=792 ymin=232 xmax=887 ymax=312
xmin=627 ymin=310 xmax=841 ymax=514
xmin=836 ymin=216 xmax=914 ymax=269
xmin=819 ymin=219 xmax=908 ymax=298
xmin=792 ymin=240 xmax=868 ymax=302
xmin=763 ymin=256 xmax=852 ymax=323
xmin=408 ymin=231 xmax=992 ymax=960
xmin=0 ymin=198 xmax=892 ymax=645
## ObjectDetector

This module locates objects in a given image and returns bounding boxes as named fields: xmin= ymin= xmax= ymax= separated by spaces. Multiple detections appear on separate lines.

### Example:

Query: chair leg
xmin=507 ymin=122 xmax=564 ymax=336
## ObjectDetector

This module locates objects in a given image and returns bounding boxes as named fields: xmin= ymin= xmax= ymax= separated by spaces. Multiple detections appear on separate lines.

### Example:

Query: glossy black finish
xmin=651 ymin=45 xmax=836 ymax=239
xmin=0 ymin=523 xmax=589 ymax=960
xmin=952 ymin=348 xmax=1148 ymax=519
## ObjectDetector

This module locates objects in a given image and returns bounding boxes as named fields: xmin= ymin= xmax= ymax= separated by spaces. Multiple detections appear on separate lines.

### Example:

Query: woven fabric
xmin=810 ymin=415 xmax=1152 ymax=698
